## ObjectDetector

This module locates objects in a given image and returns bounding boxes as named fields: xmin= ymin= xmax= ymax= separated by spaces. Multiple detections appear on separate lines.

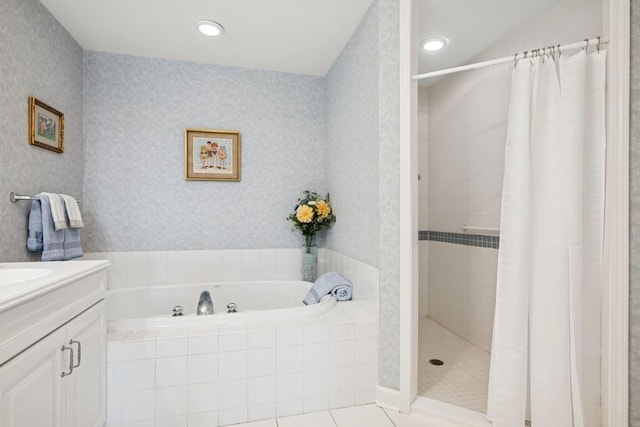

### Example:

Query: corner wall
xmin=324 ymin=0 xmax=400 ymax=389
xmin=0 ymin=0 xmax=83 ymax=261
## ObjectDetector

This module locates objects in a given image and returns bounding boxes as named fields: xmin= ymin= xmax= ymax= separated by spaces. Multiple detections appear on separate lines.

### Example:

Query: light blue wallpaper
xmin=325 ymin=0 xmax=400 ymax=389
xmin=376 ymin=0 xmax=401 ymax=390
xmin=325 ymin=3 xmax=380 ymax=268
xmin=0 ymin=0 xmax=83 ymax=262
xmin=83 ymin=52 xmax=326 ymax=252
xmin=630 ymin=0 xmax=639 ymax=423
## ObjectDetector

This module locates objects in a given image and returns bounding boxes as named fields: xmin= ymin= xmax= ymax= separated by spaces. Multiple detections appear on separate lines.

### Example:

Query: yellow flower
xmin=296 ymin=204 xmax=314 ymax=223
xmin=316 ymin=200 xmax=331 ymax=218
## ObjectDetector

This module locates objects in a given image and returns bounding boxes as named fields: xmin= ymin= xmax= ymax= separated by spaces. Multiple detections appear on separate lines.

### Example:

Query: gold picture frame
xmin=185 ymin=128 xmax=241 ymax=181
xmin=29 ymin=97 xmax=64 ymax=153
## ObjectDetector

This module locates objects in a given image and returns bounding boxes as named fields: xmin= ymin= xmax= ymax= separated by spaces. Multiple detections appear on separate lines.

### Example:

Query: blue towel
xmin=27 ymin=198 xmax=43 ymax=251
xmin=303 ymin=272 xmax=353 ymax=305
xmin=38 ymin=193 xmax=66 ymax=261
xmin=27 ymin=194 xmax=83 ymax=261
xmin=63 ymin=210 xmax=83 ymax=260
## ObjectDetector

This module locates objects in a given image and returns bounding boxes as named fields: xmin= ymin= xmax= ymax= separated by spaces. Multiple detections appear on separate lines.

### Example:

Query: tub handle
xmin=227 ymin=303 xmax=237 ymax=313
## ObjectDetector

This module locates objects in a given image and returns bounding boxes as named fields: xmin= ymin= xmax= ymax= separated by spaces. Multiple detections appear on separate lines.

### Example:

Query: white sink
xmin=0 ymin=268 xmax=51 ymax=285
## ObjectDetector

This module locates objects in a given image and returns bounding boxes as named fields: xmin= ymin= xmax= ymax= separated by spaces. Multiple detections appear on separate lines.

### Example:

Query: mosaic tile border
xmin=419 ymin=230 xmax=500 ymax=249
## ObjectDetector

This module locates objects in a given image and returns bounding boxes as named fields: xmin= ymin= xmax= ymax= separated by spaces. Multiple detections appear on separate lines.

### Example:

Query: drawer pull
xmin=70 ymin=340 xmax=81 ymax=368
xmin=60 ymin=345 xmax=74 ymax=377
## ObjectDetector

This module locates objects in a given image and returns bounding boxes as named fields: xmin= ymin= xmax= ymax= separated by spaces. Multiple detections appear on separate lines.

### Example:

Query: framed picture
xmin=29 ymin=97 xmax=64 ymax=153
xmin=185 ymin=128 xmax=241 ymax=181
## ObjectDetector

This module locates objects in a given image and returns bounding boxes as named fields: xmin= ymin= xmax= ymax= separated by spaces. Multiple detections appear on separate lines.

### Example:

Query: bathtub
xmin=107 ymin=280 xmax=336 ymax=332
xmin=105 ymin=279 xmax=377 ymax=426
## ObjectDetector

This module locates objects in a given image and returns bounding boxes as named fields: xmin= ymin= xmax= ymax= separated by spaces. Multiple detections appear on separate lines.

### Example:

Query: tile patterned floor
xmin=418 ymin=317 xmax=490 ymax=413
xmin=231 ymin=404 xmax=453 ymax=427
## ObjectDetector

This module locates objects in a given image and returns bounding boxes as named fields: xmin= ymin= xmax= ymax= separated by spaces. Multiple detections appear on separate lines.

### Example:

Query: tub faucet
xmin=172 ymin=305 xmax=184 ymax=317
xmin=197 ymin=291 xmax=214 ymax=315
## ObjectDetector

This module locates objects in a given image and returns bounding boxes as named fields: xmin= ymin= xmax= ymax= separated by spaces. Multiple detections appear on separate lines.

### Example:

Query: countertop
xmin=0 ymin=260 xmax=109 ymax=313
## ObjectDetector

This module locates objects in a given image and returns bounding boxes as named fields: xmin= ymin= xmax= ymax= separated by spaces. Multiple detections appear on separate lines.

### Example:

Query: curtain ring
xmin=584 ymin=38 xmax=589 ymax=51
xmin=597 ymin=36 xmax=601 ymax=54
xmin=513 ymin=52 xmax=518 ymax=69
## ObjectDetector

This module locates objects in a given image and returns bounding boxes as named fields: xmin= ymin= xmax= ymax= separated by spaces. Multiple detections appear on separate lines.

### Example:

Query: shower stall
xmin=408 ymin=0 xmax=623 ymax=424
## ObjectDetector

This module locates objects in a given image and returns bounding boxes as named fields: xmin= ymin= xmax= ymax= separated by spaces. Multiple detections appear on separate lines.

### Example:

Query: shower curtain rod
xmin=412 ymin=37 xmax=608 ymax=81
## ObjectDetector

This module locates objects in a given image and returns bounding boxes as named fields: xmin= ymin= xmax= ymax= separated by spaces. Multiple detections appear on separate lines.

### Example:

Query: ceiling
xmin=39 ymin=0 xmax=559 ymax=78
xmin=38 ymin=0 xmax=374 ymax=77
xmin=417 ymin=0 xmax=560 ymax=80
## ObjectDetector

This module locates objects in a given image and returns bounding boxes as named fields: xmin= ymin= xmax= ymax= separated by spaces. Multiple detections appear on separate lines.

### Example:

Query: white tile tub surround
xmin=105 ymin=303 xmax=378 ymax=427
xmin=84 ymin=248 xmax=379 ymax=320
xmin=83 ymin=249 xmax=303 ymax=289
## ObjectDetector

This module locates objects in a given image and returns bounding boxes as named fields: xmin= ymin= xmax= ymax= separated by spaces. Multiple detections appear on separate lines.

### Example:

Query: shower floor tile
xmin=418 ymin=317 xmax=490 ymax=414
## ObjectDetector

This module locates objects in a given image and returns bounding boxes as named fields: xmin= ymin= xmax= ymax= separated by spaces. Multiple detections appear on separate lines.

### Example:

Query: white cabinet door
xmin=64 ymin=301 xmax=106 ymax=427
xmin=0 ymin=327 xmax=66 ymax=427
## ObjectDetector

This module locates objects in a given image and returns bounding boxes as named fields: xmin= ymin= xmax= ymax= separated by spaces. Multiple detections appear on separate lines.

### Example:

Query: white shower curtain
xmin=487 ymin=49 xmax=606 ymax=427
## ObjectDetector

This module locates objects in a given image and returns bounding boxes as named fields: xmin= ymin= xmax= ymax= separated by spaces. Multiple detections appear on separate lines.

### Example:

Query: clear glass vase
xmin=301 ymin=234 xmax=318 ymax=282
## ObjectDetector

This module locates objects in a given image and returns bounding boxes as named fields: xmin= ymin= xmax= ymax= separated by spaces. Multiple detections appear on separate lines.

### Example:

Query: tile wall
xmin=427 ymin=242 xmax=497 ymax=352
xmin=105 ymin=305 xmax=377 ymax=427
xmin=83 ymin=248 xmax=378 ymax=320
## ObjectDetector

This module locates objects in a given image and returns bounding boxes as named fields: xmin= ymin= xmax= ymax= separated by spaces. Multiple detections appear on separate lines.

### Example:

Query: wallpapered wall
xmin=325 ymin=3 xmax=380 ymax=271
xmin=0 ymin=0 xmax=83 ymax=262
xmin=325 ymin=0 xmax=400 ymax=390
xmin=629 ymin=0 xmax=639 ymax=423
xmin=376 ymin=0 xmax=401 ymax=391
xmin=82 ymin=52 xmax=326 ymax=252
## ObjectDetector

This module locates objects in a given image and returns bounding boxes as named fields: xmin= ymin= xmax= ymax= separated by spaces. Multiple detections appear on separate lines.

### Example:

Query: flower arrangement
xmin=287 ymin=190 xmax=336 ymax=246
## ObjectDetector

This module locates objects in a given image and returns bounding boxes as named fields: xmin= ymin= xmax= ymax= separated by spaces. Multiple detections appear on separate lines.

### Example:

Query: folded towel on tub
xmin=60 ymin=194 xmax=83 ymax=228
xmin=303 ymin=272 xmax=353 ymax=305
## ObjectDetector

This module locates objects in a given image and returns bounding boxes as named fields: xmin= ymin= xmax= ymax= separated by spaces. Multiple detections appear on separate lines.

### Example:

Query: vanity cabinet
xmin=0 ymin=261 xmax=108 ymax=427
xmin=64 ymin=301 xmax=106 ymax=427
xmin=0 ymin=301 xmax=106 ymax=427
xmin=0 ymin=325 xmax=65 ymax=426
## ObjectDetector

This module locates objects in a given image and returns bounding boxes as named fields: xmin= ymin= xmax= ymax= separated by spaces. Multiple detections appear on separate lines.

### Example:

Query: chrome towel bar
xmin=9 ymin=192 xmax=80 ymax=203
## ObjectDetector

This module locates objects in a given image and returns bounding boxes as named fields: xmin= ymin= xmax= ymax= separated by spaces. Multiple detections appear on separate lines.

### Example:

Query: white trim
xmin=376 ymin=385 xmax=402 ymax=412
xmin=398 ymin=0 xmax=419 ymax=415
xmin=602 ymin=0 xmax=630 ymax=425
xmin=411 ymin=396 xmax=492 ymax=427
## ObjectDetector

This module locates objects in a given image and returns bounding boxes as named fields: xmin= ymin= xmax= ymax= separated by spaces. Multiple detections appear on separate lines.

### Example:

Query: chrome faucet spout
xmin=197 ymin=291 xmax=214 ymax=315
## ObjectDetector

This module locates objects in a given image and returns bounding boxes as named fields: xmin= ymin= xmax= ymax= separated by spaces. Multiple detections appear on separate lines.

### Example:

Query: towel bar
xmin=461 ymin=223 xmax=500 ymax=235
xmin=9 ymin=192 xmax=80 ymax=203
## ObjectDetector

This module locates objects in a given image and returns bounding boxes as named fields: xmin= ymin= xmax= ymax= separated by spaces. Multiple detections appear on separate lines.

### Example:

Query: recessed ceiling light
xmin=196 ymin=20 xmax=225 ymax=37
xmin=422 ymin=37 xmax=448 ymax=52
